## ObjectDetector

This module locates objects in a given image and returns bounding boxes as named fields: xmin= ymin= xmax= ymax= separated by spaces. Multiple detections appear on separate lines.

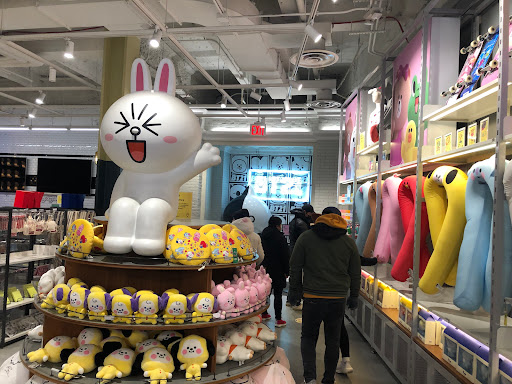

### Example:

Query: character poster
xmin=341 ymin=96 xmax=358 ymax=180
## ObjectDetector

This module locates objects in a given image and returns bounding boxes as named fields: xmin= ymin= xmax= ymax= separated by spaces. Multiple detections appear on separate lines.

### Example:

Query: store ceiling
xmin=0 ymin=0 xmax=494 ymax=139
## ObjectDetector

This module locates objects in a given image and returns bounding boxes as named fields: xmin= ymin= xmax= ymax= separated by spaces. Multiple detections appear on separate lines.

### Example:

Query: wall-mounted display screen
xmin=247 ymin=169 xmax=311 ymax=202
xmin=37 ymin=158 xmax=92 ymax=194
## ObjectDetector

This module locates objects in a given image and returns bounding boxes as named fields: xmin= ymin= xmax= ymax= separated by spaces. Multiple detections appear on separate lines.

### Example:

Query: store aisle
xmin=270 ymin=297 xmax=400 ymax=384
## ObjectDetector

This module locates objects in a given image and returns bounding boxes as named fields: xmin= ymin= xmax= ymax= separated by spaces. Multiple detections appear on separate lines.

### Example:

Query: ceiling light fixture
xmin=283 ymin=98 xmax=291 ymax=112
xmin=332 ymin=0 xmax=338 ymax=3
xmin=69 ymin=128 xmax=100 ymax=131
xmin=305 ymin=22 xmax=322 ymax=43
xmin=149 ymin=27 xmax=162 ymax=48
xmin=0 ymin=127 xmax=30 ymax=131
xmin=290 ymin=80 xmax=303 ymax=91
xmin=20 ymin=118 xmax=25 ymax=127
xmin=281 ymin=110 xmax=286 ymax=123
xmin=250 ymin=90 xmax=262 ymax=102
xmin=220 ymin=95 xmax=227 ymax=109
xmin=31 ymin=127 xmax=68 ymax=131
xmin=35 ymin=91 xmax=46 ymax=105
xmin=28 ymin=109 xmax=37 ymax=119
xmin=64 ymin=39 xmax=74 ymax=59
xmin=49 ymin=67 xmax=57 ymax=83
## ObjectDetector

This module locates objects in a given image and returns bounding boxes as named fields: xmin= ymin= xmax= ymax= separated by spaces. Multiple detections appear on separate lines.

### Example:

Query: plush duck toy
xmin=96 ymin=348 xmax=136 ymax=383
xmin=87 ymin=292 xmax=112 ymax=321
xmin=27 ymin=336 xmax=77 ymax=363
xmin=172 ymin=335 xmax=215 ymax=381
xmin=161 ymin=293 xmax=189 ymax=324
xmin=58 ymin=344 xmax=102 ymax=381
xmin=111 ymin=294 xmax=137 ymax=324
xmin=133 ymin=292 xmax=164 ymax=325
xmin=189 ymin=293 xmax=216 ymax=323
xmin=66 ymin=286 xmax=90 ymax=320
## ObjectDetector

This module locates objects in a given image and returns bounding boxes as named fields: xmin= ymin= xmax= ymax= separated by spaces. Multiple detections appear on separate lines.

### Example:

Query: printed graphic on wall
xmin=391 ymin=31 xmax=430 ymax=166
xmin=341 ymin=96 xmax=358 ymax=180
xmin=0 ymin=157 xmax=27 ymax=192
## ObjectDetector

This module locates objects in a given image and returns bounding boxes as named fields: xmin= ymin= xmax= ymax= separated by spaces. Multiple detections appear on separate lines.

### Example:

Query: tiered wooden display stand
xmin=20 ymin=220 xmax=276 ymax=383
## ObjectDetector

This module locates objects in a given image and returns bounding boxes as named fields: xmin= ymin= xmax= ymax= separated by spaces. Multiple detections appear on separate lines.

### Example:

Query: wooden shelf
xmin=93 ymin=217 xmax=228 ymax=230
xmin=423 ymin=139 xmax=497 ymax=164
xmin=21 ymin=340 xmax=276 ymax=384
xmin=375 ymin=305 xmax=411 ymax=337
xmin=35 ymin=300 xmax=270 ymax=331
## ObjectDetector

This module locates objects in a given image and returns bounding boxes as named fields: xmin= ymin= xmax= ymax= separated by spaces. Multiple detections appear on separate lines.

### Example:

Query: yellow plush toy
xmin=27 ymin=336 xmax=77 ymax=363
xmin=67 ymin=277 xmax=83 ymax=288
xmin=100 ymin=336 xmax=128 ymax=351
xmin=58 ymin=344 xmax=102 ymax=381
xmin=134 ymin=292 xmax=164 ymax=325
xmin=66 ymin=286 xmax=90 ymax=319
xmin=90 ymin=285 xmax=106 ymax=293
xmin=173 ymin=335 xmax=215 ymax=381
xmin=96 ymin=348 xmax=135 ymax=383
xmin=222 ymin=224 xmax=235 ymax=233
xmin=169 ymin=226 xmax=211 ymax=266
xmin=111 ymin=294 xmax=137 ymax=324
xmin=87 ymin=291 xmax=112 ymax=321
xmin=161 ymin=293 xmax=189 ymax=324
xmin=136 ymin=339 xmax=165 ymax=354
xmin=230 ymin=228 xmax=254 ymax=260
xmin=110 ymin=287 xmax=136 ymax=297
xmin=189 ymin=293 xmax=216 ymax=323
xmin=163 ymin=288 xmax=179 ymax=296
xmin=110 ymin=330 xmax=149 ymax=348
xmin=164 ymin=225 xmax=190 ymax=263
xmin=77 ymin=328 xmax=106 ymax=347
xmin=67 ymin=219 xmax=94 ymax=258
xmin=41 ymin=284 xmax=71 ymax=314
xmin=199 ymin=224 xmax=221 ymax=236
xmin=207 ymin=229 xmax=233 ymax=264
xmin=141 ymin=348 xmax=175 ymax=384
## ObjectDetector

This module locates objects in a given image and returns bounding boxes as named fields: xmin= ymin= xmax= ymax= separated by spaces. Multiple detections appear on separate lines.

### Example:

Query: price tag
xmin=232 ymin=248 xmax=239 ymax=263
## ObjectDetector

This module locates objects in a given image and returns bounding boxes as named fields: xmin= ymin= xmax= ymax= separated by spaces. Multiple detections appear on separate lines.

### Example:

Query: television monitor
xmin=37 ymin=158 xmax=92 ymax=194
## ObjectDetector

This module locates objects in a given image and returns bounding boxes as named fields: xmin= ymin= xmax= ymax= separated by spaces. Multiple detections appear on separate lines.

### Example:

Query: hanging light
xmin=305 ymin=22 xmax=322 ymax=43
xmin=220 ymin=95 xmax=227 ymax=108
xmin=64 ymin=39 xmax=74 ymax=59
xmin=281 ymin=110 xmax=286 ymax=123
xmin=290 ymin=80 xmax=303 ymax=91
xmin=49 ymin=67 xmax=57 ymax=83
xmin=250 ymin=90 xmax=262 ymax=102
xmin=35 ymin=91 xmax=46 ymax=105
xmin=283 ymin=98 xmax=291 ymax=112
xmin=28 ymin=109 xmax=37 ymax=119
xmin=149 ymin=27 xmax=162 ymax=48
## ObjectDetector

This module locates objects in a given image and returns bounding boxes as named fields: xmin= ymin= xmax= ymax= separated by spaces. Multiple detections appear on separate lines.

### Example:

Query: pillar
xmin=95 ymin=37 xmax=140 ymax=215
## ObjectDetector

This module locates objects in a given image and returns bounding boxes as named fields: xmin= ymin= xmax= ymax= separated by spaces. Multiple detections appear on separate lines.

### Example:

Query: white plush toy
xmin=38 ymin=266 xmax=65 ymax=298
xmin=27 ymin=325 xmax=43 ymax=341
xmin=216 ymin=335 xmax=254 ymax=364
xmin=100 ymin=58 xmax=221 ymax=256
xmin=0 ymin=352 xmax=30 ymax=384
xmin=225 ymin=330 xmax=266 ymax=352
xmin=238 ymin=321 xmax=277 ymax=343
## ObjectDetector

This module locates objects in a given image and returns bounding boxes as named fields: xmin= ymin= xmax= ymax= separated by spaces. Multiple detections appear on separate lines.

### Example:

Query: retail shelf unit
xmin=339 ymin=1 xmax=512 ymax=383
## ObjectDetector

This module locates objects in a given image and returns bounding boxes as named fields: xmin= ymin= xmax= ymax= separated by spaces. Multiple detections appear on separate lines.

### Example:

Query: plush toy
xmin=245 ymin=281 xmax=259 ymax=312
xmin=87 ymin=291 xmax=112 ymax=321
xmin=139 ymin=348 xmax=175 ymax=384
xmin=161 ymin=293 xmax=188 ymax=324
xmin=111 ymin=294 xmax=137 ymax=324
xmin=207 ymin=229 xmax=233 ymax=264
xmin=41 ymin=284 xmax=71 ymax=314
xmin=199 ymin=224 xmax=221 ymax=236
xmin=222 ymin=224 xmax=235 ymax=233
xmin=96 ymin=348 xmax=135 ymax=382
xmin=189 ymin=293 xmax=216 ymax=323
xmin=216 ymin=335 xmax=254 ymax=364
xmin=225 ymin=330 xmax=266 ymax=352
xmin=230 ymin=228 xmax=254 ymax=260
xmin=136 ymin=339 xmax=165 ymax=354
xmin=255 ymin=277 xmax=268 ymax=308
xmin=133 ymin=292 xmax=164 ymax=325
xmin=163 ymin=288 xmax=179 ymax=296
xmin=238 ymin=321 xmax=277 ymax=343
xmin=172 ymin=335 xmax=215 ymax=381
xmin=100 ymin=337 xmax=129 ymax=352
xmin=27 ymin=325 xmax=44 ymax=341
xmin=67 ymin=278 xmax=83 ymax=288
xmin=90 ymin=285 xmax=106 ymax=293
xmin=66 ymin=286 xmax=90 ymax=319
xmin=37 ymin=269 xmax=58 ymax=298
xmin=156 ymin=331 xmax=183 ymax=351
xmin=234 ymin=282 xmax=251 ymax=315
xmin=164 ymin=225 xmax=189 ymax=263
xmin=248 ymin=314 xmax=262 ymax=324
xmin=58 ymin=344 xmax=102 ymax=381
xmin=27 ymin=336 xmax=77 ymax=363
xmin=110 ymin=330 xmax=149 ymax=348
xmin=214 ymin=285 xmax=237 ymax=319
xmin=77 ymin=328 xmax=107 ymax=347
xmin=170 ymin=227 xmax=211 ymax=266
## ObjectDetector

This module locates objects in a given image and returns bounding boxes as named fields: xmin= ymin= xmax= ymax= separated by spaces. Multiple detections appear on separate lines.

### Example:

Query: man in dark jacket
xmin=260 ymin=216 xmax=289 ymax=327
xmin=289 ymin=207 xmax=360 ymax=384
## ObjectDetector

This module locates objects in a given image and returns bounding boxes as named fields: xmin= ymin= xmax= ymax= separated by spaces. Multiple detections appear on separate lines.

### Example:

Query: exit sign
xmin=251 ymin=123 xmax=265 ymax=136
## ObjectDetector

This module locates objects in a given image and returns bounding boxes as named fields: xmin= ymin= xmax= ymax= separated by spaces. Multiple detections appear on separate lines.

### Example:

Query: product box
xmin=500 ymin=356 xmax=512 ymax=384
xmin=376 ymin=282 xmax=399 ymax=309
xmin=361 ymin=271 xmax=369 ymax=292
xmin=365 ymin=276 xmax=374 ymax=300
xmin=442 ymin=325 xmax=459 ymax=368
xmin=417 ymin=309 xmax=439 ymax=345
xmin=457 ymin=340 xmax=478 ymax=382
xmin=474 ymin=345 xmax=489 ymax=384
xmin=437 ymin=322 xmax=447 ymax=348
xmin=398 ymin=297 xmax=413 ymax=332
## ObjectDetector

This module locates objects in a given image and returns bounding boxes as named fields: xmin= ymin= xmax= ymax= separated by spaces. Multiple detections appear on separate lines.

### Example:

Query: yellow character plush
xmin=110 ymin=287 xmax=137 ymax=297
xmin=67 ymin=286 xmax=90 ymax=319
xmin=230 ymin=229 xmax=254 ymax=260
xmin=27 ymin=336 xmax=77 ymax=363
xmin=164 ymin=225 xmax=190 ymax=263
xmin=91 ymin=225 xmax=107 ymax=254
xmin=90 ymin=285 xmax=106 ymax=293
xmin=173 ymin=335 xmax=215 ymax=381
xmin=401 ymin=120 xmax=418 ymax=163
xmin=96 ymin=348 xmax=135 ymax=383
xmin=77 ymin=328 xmax=107 ymax=347
xmin=67 ymin=219 xmax=94 ymax=258
xmin=111 ymin=294 xmax=137 ymax=324
xmin=189 ymin=293 xmax=216 ymax=323
xmin=67 ymin=277 xmax=83 ymax=288
xmin=110 ymin=329 xmax=149 ymax=348
xmin=199 ymin=224 xmax=221 ymax=236
xmin=136 ymin=290 xmax=154 ymax=296
xmin=136 ymin=339 xmax=165 ymax=354
xmin=100 ymin=336 xmax=129 ymax=353
xmin=41 ymin=284 xmax=71 ymax=314
xmin=58 ymin=344 xmax=102 ymax=381
xmin=163 ymin=288 xmax=179 ymax=296
xmin=207 ymin=229 xmax=233 ymax=264
xmin=169 ymin=226 xmax=211 ymax=266
xmin=222 ymin=224 xmax=235 ymax=233
xmin=134 ymin=293 xmax=163 ymax=325
xmin=141 ymin=348 xmax=175 ymax=384
xmin=87 ymin=291 xmax=111 ymax=321
xmin=161 ymin=293 xmax=189 ymax=324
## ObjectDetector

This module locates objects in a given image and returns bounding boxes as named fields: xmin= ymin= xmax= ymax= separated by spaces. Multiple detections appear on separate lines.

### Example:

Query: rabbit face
xmin=101 ymin=91 xmax=201 ymax=173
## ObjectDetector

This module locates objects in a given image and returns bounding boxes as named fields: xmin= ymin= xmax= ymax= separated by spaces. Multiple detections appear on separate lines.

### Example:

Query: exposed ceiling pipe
xmin=0 ymin=92 xmax=63 ymax=115
xmin=296 ymin=0 xmax=307 ymax=21
xmin=0 ymin=86 xmax=99 ymax=92
xmin=179 ymin=83 xmax=289 ymax=90
xmin=36 ymin=5 xmax=72 ymax=31
xmin=211 ymin=0 xmax=225 ymax=14
xmin=131 ymin=0 xmax=248 ymax=117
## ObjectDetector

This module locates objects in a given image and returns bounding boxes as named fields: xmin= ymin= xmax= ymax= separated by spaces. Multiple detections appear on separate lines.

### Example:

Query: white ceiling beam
xmin=0 ymin=92 xmax=63 ymax=115
xmin=0 ymin=86 xmax=99 ymax=92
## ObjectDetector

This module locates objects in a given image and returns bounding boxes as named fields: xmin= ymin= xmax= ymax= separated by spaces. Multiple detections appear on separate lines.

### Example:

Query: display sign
xmin=247 ymin=169 xmax=311 ymax=202
xmin=456 ymin=127 xmax=466 ymax=149
xmin=468 ymin=123 xmax=477 ymax=145
xmin=444 ymin=133 xmax=452 ymax=152
xmin=176 ymin=192 xmax=193 ymax=219
xmin=251 ymin=123 xmax=265 ymax=136
xmin=479 ymin=117 xmax=489 ymax=142
xmin=435 ymin=136 xmax=442 ymax=155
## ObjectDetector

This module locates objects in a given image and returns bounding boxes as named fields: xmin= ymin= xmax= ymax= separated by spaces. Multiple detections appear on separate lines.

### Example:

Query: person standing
xmin=260 ymin=216 xmax=289 ymax=327
xmin=289 ymin=207 xmax=360 ymax=384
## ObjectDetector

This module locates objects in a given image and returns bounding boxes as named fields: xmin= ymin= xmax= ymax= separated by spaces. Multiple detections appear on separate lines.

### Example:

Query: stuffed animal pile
xmin=27 ymin=327 xmax=214 ymax=383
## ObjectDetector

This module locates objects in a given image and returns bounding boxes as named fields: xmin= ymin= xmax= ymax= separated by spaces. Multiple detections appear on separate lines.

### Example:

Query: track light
xmin=305 ymin=23 xmax=322 ymax=43
xmin=49 ymin=67 xmax=56 ymax=83
xmin=20 ymin=118 xmax=25 ymax=127
xmin=290 ymin=80 xmax=303 ymax=91
xmin=28 ymin=109 xmax=37 ymax=119
xmin=250 ymin=90 xmax=262 ymax=102
xmin=220 ymin=95 xmax=227 ymax=108
xmin=35 ymin=91 xmax=46 ymax=105
xmin=283 ymin=98 xmax=291 ymax=111
xmin=281 ymin=110 xmax=286 ymax=123
xmin=150 ymin=28 xmax=162 ymax=48
xmin=64 ymin=39 xmax=74 ymax=59
xmin=332 ymin=0 xmax=338 ymax=2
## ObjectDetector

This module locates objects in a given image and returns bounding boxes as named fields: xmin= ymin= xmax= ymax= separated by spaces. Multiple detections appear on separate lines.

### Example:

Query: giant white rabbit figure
xmin=100 ymin=58 xmax=221 ymax=256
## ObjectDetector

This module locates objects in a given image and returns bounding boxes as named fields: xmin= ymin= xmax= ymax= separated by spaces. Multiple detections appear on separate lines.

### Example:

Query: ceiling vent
xmin=306 ymin=89 xmax=341 ymax=109
xmin=289 ymin=49 xmax=339 ymax=68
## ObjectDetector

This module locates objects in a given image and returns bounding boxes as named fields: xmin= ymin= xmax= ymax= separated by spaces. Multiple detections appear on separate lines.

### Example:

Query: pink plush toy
xmin=255 ymin=277 xmax=267 ymax=308
xmin=215 ymin=285 xmax=237 ymax=319
xmin=245 ymin=281 xmax=259 ymax=312
xmin=211 ymin=281 xmax=220 ymax=297
xmin=234 ymin=282 xmax=250 ymax=315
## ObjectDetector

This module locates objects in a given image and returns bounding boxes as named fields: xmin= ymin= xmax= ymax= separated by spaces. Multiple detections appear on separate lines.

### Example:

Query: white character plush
xmin=225 ymin=330 xmax=266 ymax=352
xmin=100 ymin=58 xmax=222 ymax=256
xmin=238 ymin=321 xmax=277 ymax=343
xmin=216 ymin=336 xmax=254 ymax=364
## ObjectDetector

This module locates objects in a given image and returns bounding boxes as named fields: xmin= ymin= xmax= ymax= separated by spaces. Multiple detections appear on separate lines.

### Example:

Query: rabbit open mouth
xmin=126 ymin=140 xmax=146 ymax=163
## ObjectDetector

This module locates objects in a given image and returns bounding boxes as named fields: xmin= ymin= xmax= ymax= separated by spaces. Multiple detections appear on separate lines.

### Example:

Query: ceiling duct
xmin=289 ymin=49 xmax=339 ymax=68
xmin=307 ymin=88 xmax=341 ymax=109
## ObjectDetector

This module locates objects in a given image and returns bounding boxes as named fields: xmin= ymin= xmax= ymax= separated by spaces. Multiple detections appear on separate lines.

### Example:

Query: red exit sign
xmin=251 ymin=123 xmax=265 ymax=136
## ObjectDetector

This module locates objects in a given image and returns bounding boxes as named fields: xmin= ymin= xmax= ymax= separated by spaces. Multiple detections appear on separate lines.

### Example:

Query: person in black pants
xmin=260 ymin=216 xmax=289 ymax=327
xmin=289 ymin=207 xmax=360 ymax=384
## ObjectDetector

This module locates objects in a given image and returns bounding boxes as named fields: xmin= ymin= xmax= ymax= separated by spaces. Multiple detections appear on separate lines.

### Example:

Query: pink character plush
xmin=234 ymin=282 xmax=250 ymax=315
xmin=255 ymin=277 xmax=267 ymax=307
xmin=211 ymin=280 xmax=220 ymax=297
xmin=215 ymin=285 xmax=237 ymax=319
xmin=245 ymin=281 xmax=259 ymax=312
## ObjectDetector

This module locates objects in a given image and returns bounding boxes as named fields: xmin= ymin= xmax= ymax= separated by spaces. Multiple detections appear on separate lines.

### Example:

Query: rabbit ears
xmin=131 ymin=58 xmax=176 ymax=95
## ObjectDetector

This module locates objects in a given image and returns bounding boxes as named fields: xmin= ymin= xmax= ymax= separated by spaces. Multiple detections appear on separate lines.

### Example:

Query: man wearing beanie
xmin=289 ymin=207 xmax=360 ymax=384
